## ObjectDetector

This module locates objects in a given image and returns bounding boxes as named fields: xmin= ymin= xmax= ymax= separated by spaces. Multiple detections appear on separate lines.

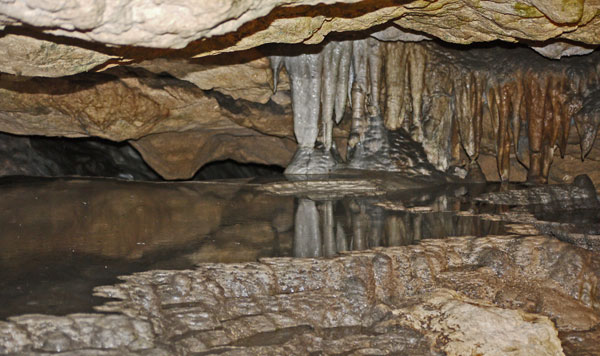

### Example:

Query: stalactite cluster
xmin=271 ymin=34 xmax=600 ymax=182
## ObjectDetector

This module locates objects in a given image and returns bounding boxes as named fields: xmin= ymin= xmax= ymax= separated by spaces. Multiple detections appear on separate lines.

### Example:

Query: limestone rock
xmin=0 ymin=0 xmax=593 ymax=88
xmin=392 ymin=289 xmax=564 ymax=356
xmin=530 ymin=41 xmax=597 ymax=59
xmin=88 ymin=235 xmax=596 ymax=354
xmin=0 ymin=132 xmax=159 ymax=180
xmin=131 ymin=129 xmax=296 ymax=180
xmin=0 ymin=33 xmax=113 ymax=77
xmin=135 ymin=54 xmax=287 ymax=104
xmin=0 ymin=0 xmax=599 ymax=71
xmin=0 ymin=67 xmax=294 ymax=179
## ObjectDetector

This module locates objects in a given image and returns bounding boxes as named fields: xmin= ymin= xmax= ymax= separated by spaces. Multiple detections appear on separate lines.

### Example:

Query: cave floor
xmin=0 ymin=176 xmax=598 ymax=355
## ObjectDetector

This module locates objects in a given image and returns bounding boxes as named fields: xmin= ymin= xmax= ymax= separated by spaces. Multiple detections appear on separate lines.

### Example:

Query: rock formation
xmin=0 ymin=1 xmax=599 ymax=181
xmin=2 ymin=233 xmax=597 ymax=355
xmin=3 ymin=2 xmax=600 ymax=355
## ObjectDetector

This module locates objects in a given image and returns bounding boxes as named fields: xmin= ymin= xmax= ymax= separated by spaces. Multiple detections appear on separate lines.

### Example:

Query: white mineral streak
xmin=531 ymin=41 xmax=597 ymax=59
xmin=370 ymin=26 xmax=432 ymax=43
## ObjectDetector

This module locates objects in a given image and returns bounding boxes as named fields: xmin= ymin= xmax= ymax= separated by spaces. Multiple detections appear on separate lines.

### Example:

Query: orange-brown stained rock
xmin=0 ymin=67 xmax=296 ymax=179
xmin=131 ymin=129 xmax=296 ymax=180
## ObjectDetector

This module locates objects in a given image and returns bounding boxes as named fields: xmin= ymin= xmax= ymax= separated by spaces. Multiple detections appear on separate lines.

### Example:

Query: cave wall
xmin=1 ymin=1 xmax=600 ymax=182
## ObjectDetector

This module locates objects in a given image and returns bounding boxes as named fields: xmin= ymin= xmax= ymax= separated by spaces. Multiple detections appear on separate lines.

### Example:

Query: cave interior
xmin=1 ymin=1 xmax=600 ymax=355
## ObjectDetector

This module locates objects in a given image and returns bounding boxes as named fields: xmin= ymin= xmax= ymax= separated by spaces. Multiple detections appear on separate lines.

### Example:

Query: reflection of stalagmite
xmin=349 ymin=200 xmax=369 ymax=250
xmin=321 ymin=201 xmax=336 ymax=257
xmin=294 ymin=199 xmax=321 ymax=257
xmin=335 ymin=221 xmax=348 ymax=252
xmin=367 ymin=206 xmax=384 ymax=248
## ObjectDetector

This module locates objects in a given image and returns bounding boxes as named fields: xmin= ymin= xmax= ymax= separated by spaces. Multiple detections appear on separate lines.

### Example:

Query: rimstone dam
xmin=1 ymin=1 xmax=600 ymax=355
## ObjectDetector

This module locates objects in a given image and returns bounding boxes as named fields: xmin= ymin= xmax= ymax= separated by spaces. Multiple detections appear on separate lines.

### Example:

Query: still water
xmin=0 ymin=177 xmax=504 ymax=319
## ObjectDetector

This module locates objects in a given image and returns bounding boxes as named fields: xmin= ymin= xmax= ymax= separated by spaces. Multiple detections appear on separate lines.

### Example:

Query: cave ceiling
xmin=1 ymin=0 xmax=600 ymax=77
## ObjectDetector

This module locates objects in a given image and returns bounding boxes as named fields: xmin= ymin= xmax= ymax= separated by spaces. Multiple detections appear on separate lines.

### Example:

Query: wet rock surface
xmin=0 ymin=177 xmax=599 ymax=355
xmin=1 ymin=234 xmax=596 ymax=355
xmin=0 ymin=132 xmax=159 ymax=180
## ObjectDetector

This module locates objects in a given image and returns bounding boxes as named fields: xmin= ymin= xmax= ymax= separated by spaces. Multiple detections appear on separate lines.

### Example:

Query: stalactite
xmin=488 ymin=81 xmax=513 ymax=181
xmin=321 ymin=41 xmax=353 ymax=150
xmin=540 ymin=74 xmax=562 ymax=179
xmin=510 ymin=70 xmax=524 ymax=162
xmin=454 ymin=72 xmax=483 ymax=164
xmin=407 ymin=45 xmax=426 ymax=142
xmin=523 ymin=70 xmax=547 ymax=183
xmin=281 ymin=53 xmax=323 ymax=149
xmin=574 ymin=90 xmax=600 ymax=159
xmin=271 ymin=35 xmax=600 ymax=181
xmin=349 ymin=39 xmax=369 ymax=149
xmin=384 ymin=42 xmax=405 ymax=130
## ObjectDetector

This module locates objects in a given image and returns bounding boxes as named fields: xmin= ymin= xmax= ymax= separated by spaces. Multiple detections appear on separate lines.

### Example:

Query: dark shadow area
xmin=194 ymin=159 xmax=284 ymax=180
xmin=0 ymin=132 xmax=287 ymax=181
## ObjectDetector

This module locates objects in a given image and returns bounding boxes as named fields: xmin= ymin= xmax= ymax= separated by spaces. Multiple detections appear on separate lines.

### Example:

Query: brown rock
xmin=131 ymin=129 xmax=296 ymax=180
xmin=0 ymin=67 xmax=295 ymax=179
xmin=0 ymin=34 xmax=113 ymax=77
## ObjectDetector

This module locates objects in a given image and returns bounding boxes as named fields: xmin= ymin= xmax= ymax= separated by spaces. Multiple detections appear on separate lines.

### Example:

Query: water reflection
xmin=0 ymin=177 xmax=502 ymax=318
xmin=293 ymin=187 xmax=503 ymax=258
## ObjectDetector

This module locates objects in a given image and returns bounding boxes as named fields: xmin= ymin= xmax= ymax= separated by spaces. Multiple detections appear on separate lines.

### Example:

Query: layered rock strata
xmin=1 ymin=234 xmax=597 ymax=354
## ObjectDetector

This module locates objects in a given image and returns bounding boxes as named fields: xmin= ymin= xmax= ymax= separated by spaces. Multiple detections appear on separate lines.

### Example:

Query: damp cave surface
xmin=0 ymin=173 xmax=517 ymax=319
xmin=1 ymin=39 xmax=600 ymax=354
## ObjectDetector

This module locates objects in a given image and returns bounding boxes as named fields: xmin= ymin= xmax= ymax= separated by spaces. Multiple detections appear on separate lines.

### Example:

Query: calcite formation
xmin=267 ymin=35 xmax=600 ymax=181
xmin=1 ymin=234 xmax=597 ymax=354
xmin=0 ymin=1 xmax=600 ymax=180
